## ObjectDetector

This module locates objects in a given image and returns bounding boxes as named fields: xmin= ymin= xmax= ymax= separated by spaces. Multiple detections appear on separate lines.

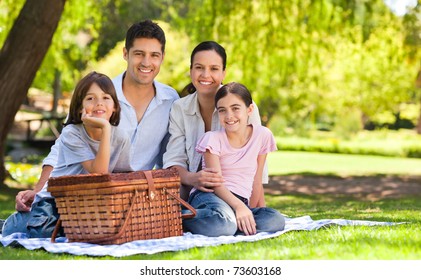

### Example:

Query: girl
xmin=183 ymin=82 xmax=285 ymax=236
xmin=2 ymin=71 xmax=132 ymax=238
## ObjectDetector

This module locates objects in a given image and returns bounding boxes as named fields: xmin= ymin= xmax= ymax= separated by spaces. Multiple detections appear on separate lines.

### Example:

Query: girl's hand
xmin=235 ymin=204 xmax=257 ymax=235
xmin=81 ymin=108 xmax=109 ymax=129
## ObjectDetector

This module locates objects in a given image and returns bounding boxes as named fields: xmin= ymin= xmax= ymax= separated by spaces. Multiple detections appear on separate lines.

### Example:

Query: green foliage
xmin=166 ymin=0 xmax=421 ymax=130
xmin=31 ymin=0 xmax=103 ymax=93
xmin=94 ymin=0 xmax=168 ymax=58
xmin=2 ymin=0 xmax=421 ymax=138
xmin=0 ymin=0 xmax=25 ymax=44
xmin=5 ymin=162 xmax=42 ymax=186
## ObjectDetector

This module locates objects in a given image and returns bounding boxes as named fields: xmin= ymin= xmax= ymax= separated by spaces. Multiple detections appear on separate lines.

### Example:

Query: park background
xmin=0 ymin=0 xmax=421 ymax=259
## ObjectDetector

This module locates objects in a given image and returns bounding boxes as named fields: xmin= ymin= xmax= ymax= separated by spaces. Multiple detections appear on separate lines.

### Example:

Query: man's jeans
xmin=182 ymin=191 xmax=285 ymax=237
xmin=2 ymin=198 xmax=62 ymax=238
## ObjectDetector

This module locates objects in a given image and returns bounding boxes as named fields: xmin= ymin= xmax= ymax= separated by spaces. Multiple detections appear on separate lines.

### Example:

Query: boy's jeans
xmin=2 ymin=198 xmax=62 ymax=238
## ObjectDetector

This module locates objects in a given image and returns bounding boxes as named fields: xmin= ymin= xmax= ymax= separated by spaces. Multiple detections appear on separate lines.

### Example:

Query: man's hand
xmin=15 ymin=190 xmax=36 ymax=212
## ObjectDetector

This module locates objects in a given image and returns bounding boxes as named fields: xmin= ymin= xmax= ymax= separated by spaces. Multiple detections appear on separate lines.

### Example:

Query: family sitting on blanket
xmin=1 ymin=20 xmax=285 ymax=239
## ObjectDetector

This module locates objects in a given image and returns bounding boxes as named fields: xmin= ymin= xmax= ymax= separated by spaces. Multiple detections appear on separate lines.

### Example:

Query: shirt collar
xmin=184 ymin=92 xmax=201 ymax=116
xmin=114 ymin=71 xmax=175 ymax=106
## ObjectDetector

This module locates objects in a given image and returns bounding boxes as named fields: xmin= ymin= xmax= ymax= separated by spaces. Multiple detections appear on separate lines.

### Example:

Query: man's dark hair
xmin=125 ymin=19 xmax=166 ymax=53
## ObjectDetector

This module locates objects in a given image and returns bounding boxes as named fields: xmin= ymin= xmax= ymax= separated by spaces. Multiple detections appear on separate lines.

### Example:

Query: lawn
xmin=1 ymin=151 xmax=421 ymax=260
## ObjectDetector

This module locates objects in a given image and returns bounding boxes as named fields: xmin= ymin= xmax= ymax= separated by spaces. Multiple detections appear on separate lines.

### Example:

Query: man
xmin=2 ymin=20 xmax=179 ymax=236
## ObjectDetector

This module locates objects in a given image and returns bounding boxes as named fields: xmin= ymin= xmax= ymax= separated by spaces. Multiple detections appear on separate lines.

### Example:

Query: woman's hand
xmin=234 ymin=204 xmax=257 ymax=235
xmin=194 ymin=167 xmax=224 ymax=192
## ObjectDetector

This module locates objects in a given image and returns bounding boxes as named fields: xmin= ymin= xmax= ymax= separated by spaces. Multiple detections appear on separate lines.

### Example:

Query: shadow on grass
xmin=266 ymin=173 xmax=421 ymax=201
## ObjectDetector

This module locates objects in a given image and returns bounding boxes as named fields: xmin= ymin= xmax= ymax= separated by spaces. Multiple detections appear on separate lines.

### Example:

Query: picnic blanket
xmin=0 ymin=215 xmax=400 ymax=257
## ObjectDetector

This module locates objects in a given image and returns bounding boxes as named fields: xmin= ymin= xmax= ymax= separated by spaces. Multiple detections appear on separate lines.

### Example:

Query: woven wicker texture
xmin=49 ymin=168 xmax=188 ymax=245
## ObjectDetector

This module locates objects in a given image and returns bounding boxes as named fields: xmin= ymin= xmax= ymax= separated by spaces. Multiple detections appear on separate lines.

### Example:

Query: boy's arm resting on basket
xmin=249 ymin=154 xmax=267 ymax=208
xmin=203 ymin=151 xmax=257 ymax=236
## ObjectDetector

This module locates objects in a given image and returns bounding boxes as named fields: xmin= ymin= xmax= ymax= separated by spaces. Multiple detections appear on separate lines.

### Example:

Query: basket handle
xmin=163 ymin=188 xmax=196 ymax=219
xmin=143 ymin=170 xmax=156 ymax=202
xmin=143 ymin=170 xmax=195 ymax=218
xmin=50 ymin=218 xmax=62 ymax=243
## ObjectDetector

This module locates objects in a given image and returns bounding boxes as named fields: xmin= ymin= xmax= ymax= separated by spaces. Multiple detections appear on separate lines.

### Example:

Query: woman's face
xmin=190 ymin=50 xmax=226 ymax=98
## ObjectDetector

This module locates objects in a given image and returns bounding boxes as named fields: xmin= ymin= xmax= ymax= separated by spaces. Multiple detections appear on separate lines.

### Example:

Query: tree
xmin=403 ymin=1 xmax=421 ymax=133
xmin=168 ymin=0 xmax=419 ymax=134
xmin=0 ymin=0 xmax=66 ymax=183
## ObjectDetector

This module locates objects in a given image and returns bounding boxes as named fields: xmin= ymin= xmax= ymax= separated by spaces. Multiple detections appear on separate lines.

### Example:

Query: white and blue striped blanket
xmin=0 ymin=215 xmax=400 ymax=257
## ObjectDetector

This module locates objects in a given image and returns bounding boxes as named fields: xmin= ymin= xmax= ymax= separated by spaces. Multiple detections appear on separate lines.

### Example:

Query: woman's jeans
xmin=2 ymin=198 xmax=62 ymax=238
xmin=182 ymin=191 xmax=285 ymax=237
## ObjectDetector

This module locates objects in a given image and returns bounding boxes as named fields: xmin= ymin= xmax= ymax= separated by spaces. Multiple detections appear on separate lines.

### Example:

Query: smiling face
xmin=190 ymin=50 xmax=226 ymax=97
xmin=123 ymin=37 xmax=164 ymax=86
xmin=82 ymin=83 xmax=116 ymax=121
xmin=216 ymin=92 xmax=253 ymax=133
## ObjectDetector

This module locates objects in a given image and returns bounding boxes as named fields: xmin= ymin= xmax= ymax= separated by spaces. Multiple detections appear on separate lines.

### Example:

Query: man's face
xmin=123 ymin=38 xmax=164 ymax=86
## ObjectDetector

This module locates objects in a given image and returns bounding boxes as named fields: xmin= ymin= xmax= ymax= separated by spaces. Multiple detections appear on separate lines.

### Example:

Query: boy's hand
xmin=81 ymin=108 xmax=109 ymax=129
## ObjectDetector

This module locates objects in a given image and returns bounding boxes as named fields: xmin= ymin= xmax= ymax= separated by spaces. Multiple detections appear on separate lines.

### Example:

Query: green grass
xmin=1 ymin=151 xmax=421 ymax=259
xmin=268 ymin=151 xmax=421 ymax=176
xmin=276 ymin=129 xmax=421 ymax=158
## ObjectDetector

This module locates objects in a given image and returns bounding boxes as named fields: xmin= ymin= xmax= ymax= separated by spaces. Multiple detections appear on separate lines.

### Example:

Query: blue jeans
xmin=2 ymin=198 xmax=63 ymax=238
xmin=182 ymin=191 xmax=285 ymax=237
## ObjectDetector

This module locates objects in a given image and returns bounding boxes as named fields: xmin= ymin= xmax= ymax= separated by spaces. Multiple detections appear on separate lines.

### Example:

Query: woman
xmin=163 ymin=42 xmax=269 ymax=236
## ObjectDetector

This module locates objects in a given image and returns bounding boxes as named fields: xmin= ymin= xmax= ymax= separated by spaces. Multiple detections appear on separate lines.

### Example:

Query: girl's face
xmin=82 ymin=83 xmax=116 ymax=121
xmin=190 ymin=50 xmax=226 ymax=97
xmin=216 ymin=93 xmax=253 ymax=132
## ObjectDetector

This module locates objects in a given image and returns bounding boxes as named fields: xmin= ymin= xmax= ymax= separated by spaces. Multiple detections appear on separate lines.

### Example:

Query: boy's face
xmin=81 ymin=82 xmax=116 ymax=121
xmin=123 ymin=38 xmax=164 ymax=86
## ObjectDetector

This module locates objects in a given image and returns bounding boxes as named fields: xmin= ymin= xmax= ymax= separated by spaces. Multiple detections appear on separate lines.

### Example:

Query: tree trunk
xmin=0 ymin=0 xmax=66 ymax=183
xmin=52 ymin=69 xmax=62 ymax=117
xmin=416 ymin=67 xmax=421 ymax=134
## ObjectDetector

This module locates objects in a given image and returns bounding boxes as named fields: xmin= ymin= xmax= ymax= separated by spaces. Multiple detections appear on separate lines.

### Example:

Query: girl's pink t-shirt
xmin=195 ymin=124 xmax=277 ymax=200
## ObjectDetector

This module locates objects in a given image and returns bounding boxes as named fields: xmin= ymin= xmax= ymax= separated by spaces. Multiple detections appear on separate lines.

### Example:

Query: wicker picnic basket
xmin=48 ymin=168 xmax=196 ymax=245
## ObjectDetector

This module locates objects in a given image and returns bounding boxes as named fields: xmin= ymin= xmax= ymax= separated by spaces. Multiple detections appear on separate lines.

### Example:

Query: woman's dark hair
xmin=215 ymin=82 xmax=253 ymax=107
xmin=125 ymin=19 xmax=166 ymax=53
xmin=181 ymin=41 xmax=227 ymax=96
xmin=63 ymin=71 xmax=121 ymax=126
